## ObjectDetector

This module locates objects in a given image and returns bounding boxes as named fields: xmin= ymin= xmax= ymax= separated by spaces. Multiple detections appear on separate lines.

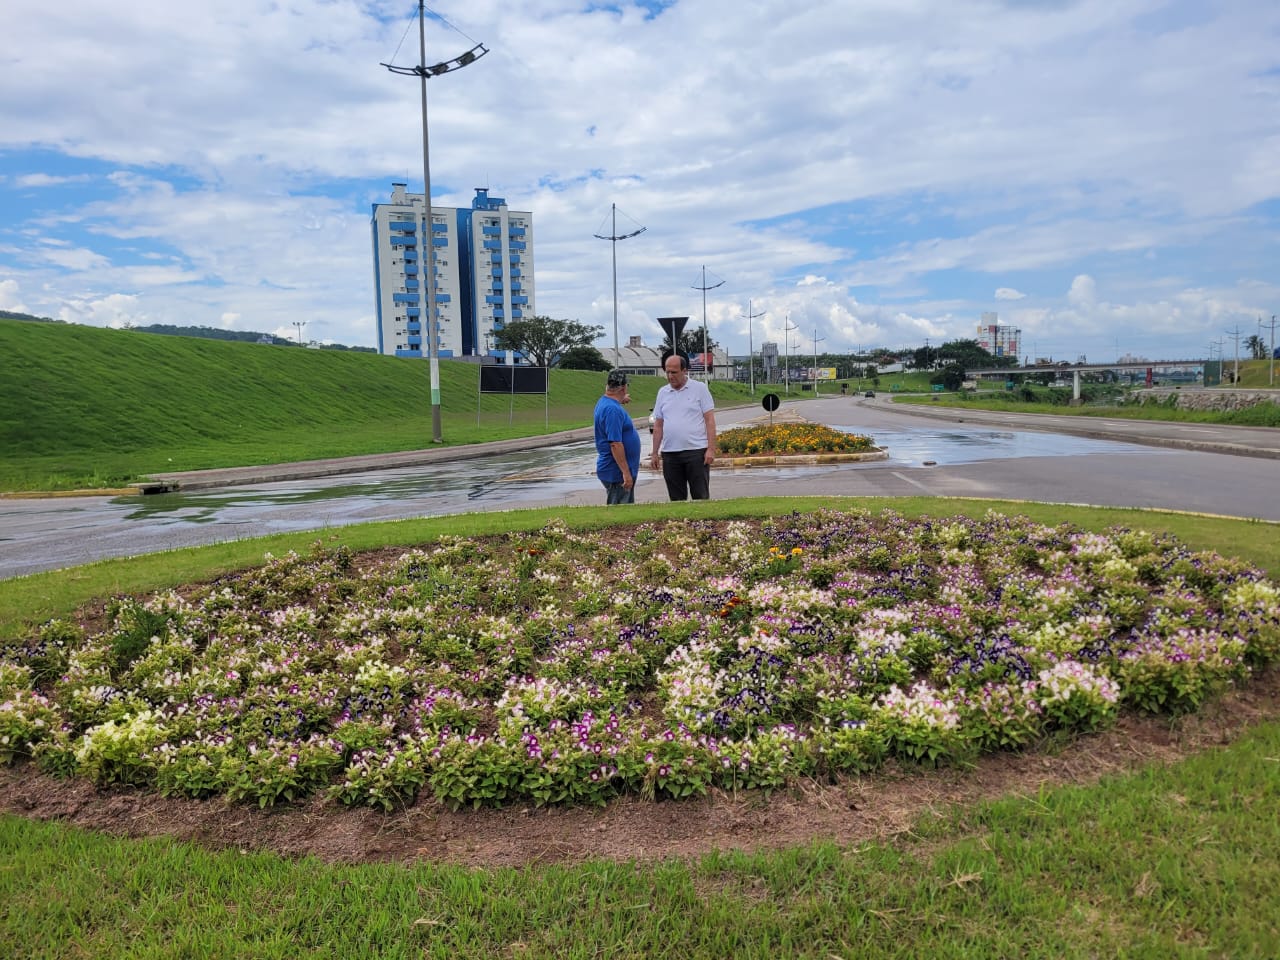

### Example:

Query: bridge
xmin=964 ymin=360 xmax=1208 ymax=402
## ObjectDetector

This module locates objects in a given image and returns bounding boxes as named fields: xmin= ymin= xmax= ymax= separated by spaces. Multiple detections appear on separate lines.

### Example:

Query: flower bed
xmin=2 ymin=511 xmax=1278 ymax=811
xmin=716 ymin=422 xmax=875 ymax=456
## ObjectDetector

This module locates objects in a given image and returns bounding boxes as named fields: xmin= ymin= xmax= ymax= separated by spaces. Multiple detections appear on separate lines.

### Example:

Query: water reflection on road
xmin=120 ymin=427 xmax=1141 ymax=522
xmin=1 ymin=422 xmax=1169 ymax=579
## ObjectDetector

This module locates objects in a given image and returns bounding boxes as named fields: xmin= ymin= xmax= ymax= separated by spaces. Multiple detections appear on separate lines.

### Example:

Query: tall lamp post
xmin=692 ymin=266 xmax=724 ymax=381
xmin=383 ymin=1 xmax=487 ymax=443
xmin=811 ymin=327 xmax=826 ymax=396
xmin=741 ymin=300 xmax=764 ymax=395
xmin=783 ymin=313 xmax=798 ymax=395
xmin=594 ymin=204 xmax=645 ymax=369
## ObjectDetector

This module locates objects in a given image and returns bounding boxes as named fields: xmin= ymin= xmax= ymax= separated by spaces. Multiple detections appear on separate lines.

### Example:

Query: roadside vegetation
xmin=893 ymin=359 xmax=1280 ymax=427
xmin=2 ymin=498 xmax=1279 ymax=958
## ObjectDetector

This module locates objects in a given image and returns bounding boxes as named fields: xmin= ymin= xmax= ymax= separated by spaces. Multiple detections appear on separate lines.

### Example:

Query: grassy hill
xmin=0 ymin=320 xmax=754 ymax=491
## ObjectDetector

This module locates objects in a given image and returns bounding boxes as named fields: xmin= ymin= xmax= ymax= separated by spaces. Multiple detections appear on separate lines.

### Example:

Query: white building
xmin=371 ymin=184 xmax=534 ymax=359
xmin=976 ymin=312 xmax=1020 ymax=360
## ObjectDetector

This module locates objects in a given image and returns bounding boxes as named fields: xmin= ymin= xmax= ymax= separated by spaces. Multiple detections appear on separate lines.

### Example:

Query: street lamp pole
xmin=783 ymin=314 xmax=799 ymax=395
xmin=741 ymin=300 xmax=764 ymax=395
xmin=692 ymin=266 xmax=724 ymax=381
xmin=383 ymin=1 xmax=487 ymax=443
xmin=812 ymin=328 xmax=826 ymax=396
xmin=594 ymin=204 xmax=645 ymax=370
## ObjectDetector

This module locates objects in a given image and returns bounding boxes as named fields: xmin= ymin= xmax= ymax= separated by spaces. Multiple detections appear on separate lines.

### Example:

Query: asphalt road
xmin=3 ymin=396 xmax=1278 ymax=580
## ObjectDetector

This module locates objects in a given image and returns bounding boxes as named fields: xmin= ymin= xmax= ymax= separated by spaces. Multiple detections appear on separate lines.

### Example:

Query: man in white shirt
xmin=648 ymin=352 xmax=718 ymax=500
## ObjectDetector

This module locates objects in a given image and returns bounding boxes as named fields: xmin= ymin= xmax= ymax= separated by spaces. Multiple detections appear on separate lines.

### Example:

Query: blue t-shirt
xmin=593 ymin=395 xmax=641 ymax=483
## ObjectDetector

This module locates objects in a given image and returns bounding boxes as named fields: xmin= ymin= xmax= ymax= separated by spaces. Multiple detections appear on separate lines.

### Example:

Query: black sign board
xmin=761 ymin=393 xmax=781 ymax=412
xmin=656 ymin=316 xmax=689 ymax=347
xmin=479 ymin=365 xmax=548 ymax=394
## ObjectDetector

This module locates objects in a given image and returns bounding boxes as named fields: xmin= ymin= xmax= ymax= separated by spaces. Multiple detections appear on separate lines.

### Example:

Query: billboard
xmin=479 ymin=366 xmax=548 ymax=394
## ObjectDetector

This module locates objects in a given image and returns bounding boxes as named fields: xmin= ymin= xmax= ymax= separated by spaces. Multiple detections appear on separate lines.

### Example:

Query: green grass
xmin=2 ymin=710 xmax=1276 ymax=958
xmin=3 ymin=499 xmax=1279 ymax=957
xmin=0 ymin=320 xmax=759 ymax=491
xmin=5 ymin=496 xmax=1278 ymax=642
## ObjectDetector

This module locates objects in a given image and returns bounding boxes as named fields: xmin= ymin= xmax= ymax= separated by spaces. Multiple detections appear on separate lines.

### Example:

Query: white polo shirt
xmin=653 ymin=377 xmax=715 ymax=452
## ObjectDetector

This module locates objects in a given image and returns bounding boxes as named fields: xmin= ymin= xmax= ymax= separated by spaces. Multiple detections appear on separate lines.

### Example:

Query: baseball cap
xmin=606 ymin=370 xmax=629 ymax=387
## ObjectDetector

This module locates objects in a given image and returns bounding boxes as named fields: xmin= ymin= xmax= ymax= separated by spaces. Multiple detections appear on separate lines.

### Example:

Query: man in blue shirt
xmin=594 ymin=369 xmax=641 ymax=504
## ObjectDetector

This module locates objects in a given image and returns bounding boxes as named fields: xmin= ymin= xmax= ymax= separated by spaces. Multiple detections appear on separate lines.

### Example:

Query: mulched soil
xmin=3 ymin=669 xmax=1276 ymax=869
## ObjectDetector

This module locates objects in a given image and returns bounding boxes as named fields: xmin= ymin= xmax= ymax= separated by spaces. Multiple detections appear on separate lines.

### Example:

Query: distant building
xmin=976 ymin=313 xmax=1020 ymax=360
xmin=371 ymin=183 xmax=534 ymax=359
xmin=608 ymin=335 xmax=731 ymax=379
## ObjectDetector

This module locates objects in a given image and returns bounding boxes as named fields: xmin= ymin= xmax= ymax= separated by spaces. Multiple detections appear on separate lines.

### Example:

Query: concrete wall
xmin=1135 ymin=388 xmax=1280 ymax=412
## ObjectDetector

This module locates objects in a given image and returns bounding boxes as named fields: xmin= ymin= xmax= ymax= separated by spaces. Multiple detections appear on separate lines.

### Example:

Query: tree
xmin=931 ymin=363 xmax=966 ymax=391
xmin=557 ymin=344 xmax=612 ymax=371
xmin=492 ymin=316 xmax=604 ymax=368
xmin=910 ymin=345 xmax=939 ymax=370
xmin=1246 ymin=334 xmax=1266 ymax=360
xmin=665 ymin=324 xmax=720 ymax=360
xmin=937 ymin=338 xmax=1014 ymax=369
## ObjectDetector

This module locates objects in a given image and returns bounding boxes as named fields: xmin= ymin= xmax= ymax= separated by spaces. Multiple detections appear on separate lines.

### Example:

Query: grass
xmin=3 ymin=498 xmax=1280 ymax=956
xmin=2 ymin=711 xmax=1277 ymax=958
xmin=892 ymin=359 xmax=1280 ymax=427
xmin=0 ymin=320 xmax=759 ymax=491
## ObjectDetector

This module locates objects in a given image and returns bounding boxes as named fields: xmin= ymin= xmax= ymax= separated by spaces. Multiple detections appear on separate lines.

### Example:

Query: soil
xmin=3 ymin=669 xmax=1277 ymax=869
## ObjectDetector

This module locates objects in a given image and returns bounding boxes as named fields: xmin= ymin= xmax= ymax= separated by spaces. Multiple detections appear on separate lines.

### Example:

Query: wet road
xmin=3 ymin=398 xmax=1279 ymax=579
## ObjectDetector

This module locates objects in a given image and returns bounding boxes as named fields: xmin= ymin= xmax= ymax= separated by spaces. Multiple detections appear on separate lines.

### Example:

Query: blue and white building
xmin=371 ymin=183 xmax=534 ymax=358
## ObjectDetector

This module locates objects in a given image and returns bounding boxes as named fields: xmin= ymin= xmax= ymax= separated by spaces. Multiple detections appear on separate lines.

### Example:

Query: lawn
xmin=2 ymin=498 xmax=1279 ymax=958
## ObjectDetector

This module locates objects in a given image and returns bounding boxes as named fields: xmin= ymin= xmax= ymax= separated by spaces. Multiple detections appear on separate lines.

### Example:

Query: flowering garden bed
xmin=2 ymin=510 xmax=1277 ymax=813
xmin=716 ymin=421 xmax=875 ymax=456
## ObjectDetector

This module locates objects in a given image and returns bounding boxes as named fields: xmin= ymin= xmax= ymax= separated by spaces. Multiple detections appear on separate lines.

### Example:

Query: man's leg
xmin=604 ymin=481 xmax=633 ymax=505
xmin=660 ymin=454 xmax=688 ymax=500
xmin=686 ymin=449 xmax=711 ymax=500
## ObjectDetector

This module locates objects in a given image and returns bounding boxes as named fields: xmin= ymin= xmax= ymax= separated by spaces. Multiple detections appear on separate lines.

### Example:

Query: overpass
xmin=965 ymin=360 xmax=1207 ymax=402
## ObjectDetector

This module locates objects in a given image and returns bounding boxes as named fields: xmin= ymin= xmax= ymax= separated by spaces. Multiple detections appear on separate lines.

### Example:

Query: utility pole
xmin=783 ymin=314 xmax=799 ymax=395
xmin=741 ymin=300 xmax=764 ymax=395
xmin=292 ymin=321 xmax=306 ymax=345
xmin=1262 ymin=314 xmax=1279 ymax=387
xmin=1226 ymin=325 xmax=1243 ymax=385
xmin=691 ymin=266 xmax=724 ymax=381
xmin=595 ymin=204 xmax=645 ymax=370
xmin=812 ymin=328 xmax=826 ymax=396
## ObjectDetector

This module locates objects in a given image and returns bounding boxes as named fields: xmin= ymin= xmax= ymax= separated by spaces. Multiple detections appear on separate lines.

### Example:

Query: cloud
xmin=0 ymin=278 xmax=27 ymax=312
xmin=0 ymin=0 xmax=1274 ymax=364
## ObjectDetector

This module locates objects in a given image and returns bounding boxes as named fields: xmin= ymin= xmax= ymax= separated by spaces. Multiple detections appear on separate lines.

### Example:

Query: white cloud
xmin=0 ymin=0 xmax=1275 ymax=362
xmin=0 ymin=278 xmax=27 ymax=312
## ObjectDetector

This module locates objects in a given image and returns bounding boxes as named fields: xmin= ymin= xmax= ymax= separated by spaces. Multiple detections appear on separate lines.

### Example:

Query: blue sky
xmin=1 ymin=0 xmax=1278 ymax=363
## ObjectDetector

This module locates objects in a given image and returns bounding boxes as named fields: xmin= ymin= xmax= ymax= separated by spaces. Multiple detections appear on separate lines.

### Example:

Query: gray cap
xmin=606 ymin=369 xmax=629 ymax=387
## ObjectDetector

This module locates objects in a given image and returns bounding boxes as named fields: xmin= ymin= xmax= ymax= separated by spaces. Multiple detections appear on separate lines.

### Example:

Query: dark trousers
xmin=661 ymin=448 xmax=710 ymax=500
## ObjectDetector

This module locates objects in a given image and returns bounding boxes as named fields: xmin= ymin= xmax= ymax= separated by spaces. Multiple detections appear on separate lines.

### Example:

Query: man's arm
xmin=649 ymin=419 xmax=664 ymax=469
xmin=610 ymin=441 xmax=634 ymax=489
xmin=703 ymin=410 xmax=717 ymax=465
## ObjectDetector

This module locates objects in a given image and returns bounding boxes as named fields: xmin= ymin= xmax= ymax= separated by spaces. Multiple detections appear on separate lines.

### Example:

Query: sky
xmin=2 ymin=0 xmax=1278 ymax=365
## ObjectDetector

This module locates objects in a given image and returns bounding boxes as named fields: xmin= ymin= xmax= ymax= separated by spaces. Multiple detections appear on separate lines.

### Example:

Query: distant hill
xmin=0 ymin=310 xmax=59 ymax=323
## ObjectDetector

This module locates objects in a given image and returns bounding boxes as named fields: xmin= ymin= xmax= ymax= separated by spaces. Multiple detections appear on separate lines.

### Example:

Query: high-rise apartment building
xmin=976 ymin=312 xmax=1019 ymax=359
xmin=371 ymin=183 xmax=534 ymax=358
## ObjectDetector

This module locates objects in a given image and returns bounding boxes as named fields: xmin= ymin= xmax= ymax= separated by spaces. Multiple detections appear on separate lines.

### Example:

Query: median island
xmin=713 ymin=414 xmax=888 ymax=467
